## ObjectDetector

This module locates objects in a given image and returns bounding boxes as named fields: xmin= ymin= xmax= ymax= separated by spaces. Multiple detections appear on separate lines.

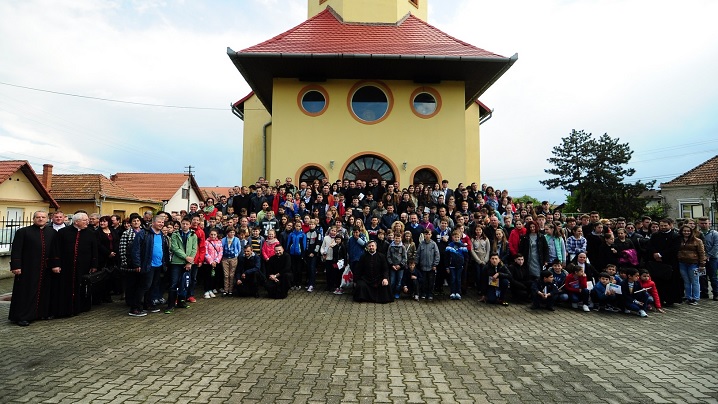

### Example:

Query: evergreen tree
xmin=540 ymin=129 xmax=654 ymax=218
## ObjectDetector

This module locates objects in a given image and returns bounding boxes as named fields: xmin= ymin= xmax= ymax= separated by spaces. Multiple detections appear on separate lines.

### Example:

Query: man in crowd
xmin=52 ymin=211 xmax=66 ymax=231
xmin=9 ymin=211 xmax=55 ymax=326
xmin=49 ymin=212 xmax=98 ymax=317
xmin=128 ymin=215 xmax=169 ymax=317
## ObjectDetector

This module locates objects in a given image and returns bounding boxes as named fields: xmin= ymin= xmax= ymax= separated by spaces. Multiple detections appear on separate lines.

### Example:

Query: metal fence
xmin=0 ymin=216 xmax=33 ymax=254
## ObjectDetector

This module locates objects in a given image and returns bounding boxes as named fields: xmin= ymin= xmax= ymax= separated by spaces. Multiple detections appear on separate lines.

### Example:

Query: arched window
xmin=343 ymin=155 xmax=395 ymax=183
xmin=413 ymin=168 xmax=438 ymax=187
xmin=299 ymin=166 xmax=326 ymax=183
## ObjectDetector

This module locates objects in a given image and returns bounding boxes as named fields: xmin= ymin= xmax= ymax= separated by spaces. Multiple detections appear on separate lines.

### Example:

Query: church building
xmin=228 ymin=0 xmax=516 ymax=187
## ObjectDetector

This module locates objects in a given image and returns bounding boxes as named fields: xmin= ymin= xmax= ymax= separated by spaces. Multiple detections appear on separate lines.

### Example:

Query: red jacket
xmin=192 ymin=226 xmax=206 ymax=265
xmin=640 ymin=278 xmax=661 ymax=309
xmin=564 ymin=272 xmax=588 ymax=294
xmin=508 ymin=227 xmax=526 ymax=257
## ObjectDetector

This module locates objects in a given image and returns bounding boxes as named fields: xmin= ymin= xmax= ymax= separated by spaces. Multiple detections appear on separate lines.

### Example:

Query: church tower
xmin=308 ymin=0 xmax=428 ymax=23
xmin=229 ymin=0 xmax=516 ymax=187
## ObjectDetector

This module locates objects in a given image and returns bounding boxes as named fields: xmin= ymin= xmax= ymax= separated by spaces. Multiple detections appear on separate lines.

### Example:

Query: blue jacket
xmin=347 ymin=234 xmax=368 ymax=262
xmin=286 ymin=230 xmax=307 ymax=256
xmin=222 ymin=236 xmax=241 ymax=259
xmin=130 ymin=228 xmax=169 ymax=273
xmin=445 ymin=241 xmax=468 ymax=268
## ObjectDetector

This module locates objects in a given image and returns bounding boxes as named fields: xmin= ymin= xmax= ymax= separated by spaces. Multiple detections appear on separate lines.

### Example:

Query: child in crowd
xmin=203 ymin=230 xmax=223 ymax=299
xmin=402 ymin=259 xmax=421 ymax=301
xmin=387 ymin=231 xmax=408 ymax=300
xmin=605 ymin=264 xmax=621 ymax=284
xmin=416 ymin=228 xmax=440 ymax=301
xmin=249 ymin=227 xmax=264 ymax=256
xmin=621 ymin=268 xmax=649 ymax=317
xmin=531 ymin=270 xmax=559 ymax=311
xmin=639 ymin=269 xmax=665 ymax=313
xmin=221 ymin=227 xmax=241 ymax=296
xmin=484 ymin=253 xmax=511 ymax=306
xmin=304 ymin=219 xmax=322 ymax=293
xmin=445 ymin=230 xmax=469 ymax=300
xmin=564 ymin=265 xmax=591 ymax=312
xmin=592 ymin=272 xmax=620 ymax=312
xmin=507 ymin=254 xmax=531 ymax=302
xmin=550 ymin=259 xmax=569 ymax=303
xmin=286 ymin=221 xmax=307 ymax=290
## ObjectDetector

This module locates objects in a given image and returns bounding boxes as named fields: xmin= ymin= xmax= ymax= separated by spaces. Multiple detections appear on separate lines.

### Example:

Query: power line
xmin=0 ymin=81 xmax=228 ymax=111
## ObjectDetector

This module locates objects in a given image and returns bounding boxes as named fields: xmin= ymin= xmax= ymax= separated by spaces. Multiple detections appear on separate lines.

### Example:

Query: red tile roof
xmin=201 ymin=187 xmax=234 ymax=202
xmin=43 ymin=174 xmax=157 ymax=203
xmin=111 ymin=173 xmax=202 ymax=202
xmin=0 ymin=160 xmax=58 ymax=208
xmin=662 ymin=155 xmax=718 ymax=187
xmin=242 ymin=8 xmax=505 ymax=58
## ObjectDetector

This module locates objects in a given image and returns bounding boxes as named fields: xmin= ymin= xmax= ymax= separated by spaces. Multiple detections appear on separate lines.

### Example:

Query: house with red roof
xmin=110 ymin=173 xmax=204 ymax=214
xmin=228 ymin=0 xmax=516 ymax=187
xmin=0 ymin=160 xmax=58 ymax=221
xmin=660 ymin=155 xmax=718 ymax=220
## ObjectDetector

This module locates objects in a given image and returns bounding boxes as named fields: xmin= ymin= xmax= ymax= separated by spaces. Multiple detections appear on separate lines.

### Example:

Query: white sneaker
xmin=456 ymin=294 xmax=461 ymax=300
xmin=582 ymin=305 xmax=590 ymax=312
xmin=307 ymin=286 xmax=314 ymax=292
xmin=639 ymin=310 xmax=648 ymax=318
xmin=203 ymin=292 xmax=211 ymax=299
xmin=212 ymin=289 xmax=218 ymax=294
xmin=624 ymin=309 xmax=631 ymax=314
xmin=208 ymin=291 xmax=216 ymax=298
xmin=571 ymin=303 xmax=578 ymax=309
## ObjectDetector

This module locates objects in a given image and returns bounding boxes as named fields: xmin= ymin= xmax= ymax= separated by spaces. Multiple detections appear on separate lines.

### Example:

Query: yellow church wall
xmin=266 ymin=78 xmax=476 ymax=186
xmin=241 ymin=95 xmax=272 ymax=185
xmin=308 ymin=0 xmax=427 ymax=23
xmin=464 ymin=102 xmax=481 ymax=184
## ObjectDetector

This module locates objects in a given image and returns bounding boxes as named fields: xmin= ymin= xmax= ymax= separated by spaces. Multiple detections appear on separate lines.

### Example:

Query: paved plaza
xmin=1 ymin=277 xmax=717 ymax=404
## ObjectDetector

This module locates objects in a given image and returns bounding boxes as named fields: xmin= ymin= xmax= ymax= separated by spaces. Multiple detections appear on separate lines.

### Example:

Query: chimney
xmin=42 ymin=164 xmax=53 ymax=189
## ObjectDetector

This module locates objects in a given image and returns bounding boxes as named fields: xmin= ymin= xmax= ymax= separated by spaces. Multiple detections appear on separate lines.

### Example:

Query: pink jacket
xmin=205 ymin=239 xmax=223 ymax=264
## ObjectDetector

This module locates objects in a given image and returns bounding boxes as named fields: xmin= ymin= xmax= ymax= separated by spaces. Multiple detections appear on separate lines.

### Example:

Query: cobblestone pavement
xmin=1 ymin=278 xmax=717 ymax=403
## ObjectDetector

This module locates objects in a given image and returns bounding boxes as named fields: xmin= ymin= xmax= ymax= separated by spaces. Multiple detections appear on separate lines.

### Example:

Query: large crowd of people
xmin=8 ymin=177 xmax=717 ymax=326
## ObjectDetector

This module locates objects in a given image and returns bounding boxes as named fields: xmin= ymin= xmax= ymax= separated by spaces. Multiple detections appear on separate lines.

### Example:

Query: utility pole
xmin=185 ymin=165 xmax=194 ymax=212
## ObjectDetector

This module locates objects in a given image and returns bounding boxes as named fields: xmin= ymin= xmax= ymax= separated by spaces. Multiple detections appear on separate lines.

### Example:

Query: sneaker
xmin=187 ymin=296 xmax=197 ymax=303
xmin=212 ymin=289 xmax=218 ymax=294
xmin=204 ymin=292 xmax=211 ymax=299
xmin=335 ymin=289 xmax=343 ymax=295
xmin=151 ymin=299 xmax=160 ymax=306
xmin=333 ymin=288 xmax=341 ymax=295
xmin=449 ymin=293 xmax=456 ymax=300
xmin=428 ymin=296 xmax=434 ymax=301
xmin=639 ymin=310 xmax=648 ymax=317
xmin=421 ymin=295 xmax=426 ymax=300
xmin=157 ymin=298 xmax=166 ymax=305
xmin=307 ymin=286 xmax=314 ymax=293
xmin=571 ymin=303 xmax=578 ymax=309
xmin=456 ymin=294 xmax=461 ymax=300
xmin=177 ymin=301 xmax=189 ymax=309
xmin=688 ymin=300 xmax=698 ymax=306
xmin=128 ymin=310 xmax=146 ymax=317
xmin=414 ymin=295 xmax=419 ymax=301
xmin=582 ymin=305 xmax=590 ymax=312
xmin=146 ymin=306 xmax=161 ymax=313
xmin=394 ymin=293 xmax=400 ymax=299
xmin=164 ymin=308 xmax=173 ymax=314
xmin=208 ymin=291 xmax=216 ymax=298
xmin=222 ymin=292 xmax=228 ymax=297
xmin=624 ymin=309 xmax=631 ymax=314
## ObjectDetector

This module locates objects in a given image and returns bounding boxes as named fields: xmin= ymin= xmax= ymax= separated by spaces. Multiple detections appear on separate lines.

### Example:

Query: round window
xmin=301 ymin=90 xmax=326 ymax=114
xmin=413 ymin=93 xmax=437 ymax=115
xmin=351 ymin=85 xmax=389 ymax=123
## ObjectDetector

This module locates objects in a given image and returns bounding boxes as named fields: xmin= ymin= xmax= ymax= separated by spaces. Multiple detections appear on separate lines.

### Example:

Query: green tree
xmin=540 ymin=129 xmax=655 ymax=218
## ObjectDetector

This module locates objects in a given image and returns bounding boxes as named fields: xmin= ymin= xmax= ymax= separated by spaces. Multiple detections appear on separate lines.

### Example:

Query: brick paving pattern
xmin=1 ymin=279 xmax=717 ymax=403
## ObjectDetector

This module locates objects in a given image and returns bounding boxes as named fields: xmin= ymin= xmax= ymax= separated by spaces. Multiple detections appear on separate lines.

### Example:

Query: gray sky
xmin=1 ymin=0 xmax=717 ymax=204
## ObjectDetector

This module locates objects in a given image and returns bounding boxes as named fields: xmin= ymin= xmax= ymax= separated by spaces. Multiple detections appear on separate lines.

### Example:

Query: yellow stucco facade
xmin=53 ymin=200 xmax=159 ymax=219
xmin=241 ymin=78 xmax=481 ymax=186
xmin=308 ymin=0 xmax=427 ymax=23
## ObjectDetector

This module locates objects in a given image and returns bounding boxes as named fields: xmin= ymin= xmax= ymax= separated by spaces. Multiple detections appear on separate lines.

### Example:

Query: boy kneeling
xmin=531 ymin=270 xmax=559 ymax=311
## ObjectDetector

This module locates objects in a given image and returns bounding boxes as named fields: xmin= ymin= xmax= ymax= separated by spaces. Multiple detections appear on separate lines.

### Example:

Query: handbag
xmin=82 ymin=268 xmax=109 ymax=285
xmin=340 ymin=265 xmax=353 ymax=289
xmin=618 ymin=249 xmax=639 ymax=266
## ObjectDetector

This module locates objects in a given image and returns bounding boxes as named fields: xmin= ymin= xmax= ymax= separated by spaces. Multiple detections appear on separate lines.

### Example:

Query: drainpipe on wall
xmin=263 ymin=121 xmax=272 ymax=179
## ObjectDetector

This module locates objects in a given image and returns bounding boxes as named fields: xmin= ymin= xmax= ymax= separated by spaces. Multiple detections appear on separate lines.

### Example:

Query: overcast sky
xmin=2 ymin=0 xmax=717 ymax=204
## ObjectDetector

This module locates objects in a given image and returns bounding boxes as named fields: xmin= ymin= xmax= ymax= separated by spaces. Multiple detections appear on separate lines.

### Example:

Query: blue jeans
xmin=679 ymin=262 xmax=700 ymax=301
xmin=449 ymin=266 xmax=462 ymax=295
xmin=168 ymin=264 xmax=190 ymax=308
xmin=390 ymin=268 xmax=404 ymax=295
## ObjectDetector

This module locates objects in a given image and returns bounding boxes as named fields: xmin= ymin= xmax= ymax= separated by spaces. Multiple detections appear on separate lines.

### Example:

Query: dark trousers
xmin=532 ymin=291 xmax=558 ymax=308
xmin=290 ymin=255 xmax=304 ymax=287
xmin=421 ymin=270 xmax=436 ymax=298
xmin=126 ymin=267 xmax=159 ymax=312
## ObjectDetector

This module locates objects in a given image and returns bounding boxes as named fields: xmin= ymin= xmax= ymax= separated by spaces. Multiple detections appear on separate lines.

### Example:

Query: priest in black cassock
xmin=49 ymin=212 xmax=98 ymax=317
xmin=9 ymin=211 xmax=55 ymax=326
xmin=266 ymin=244 xmax=292 ymax=299
xmin=353 ymin=240 xmax=393 ymax=303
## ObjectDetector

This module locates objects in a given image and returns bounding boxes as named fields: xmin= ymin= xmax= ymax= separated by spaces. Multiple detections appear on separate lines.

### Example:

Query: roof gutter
xmin=479 ymin=108 xmax=494 ymax=125
xmin=230 ymin=50 xmax=516 ymax=63
xmin=231 ymin=102 xmax=244 ymax=120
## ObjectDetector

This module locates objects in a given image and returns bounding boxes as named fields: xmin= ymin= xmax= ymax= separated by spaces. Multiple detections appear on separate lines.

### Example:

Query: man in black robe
xmin=266 ymin=244 xmax=292 ymax=299
xmin=9 ymin=211 xmax=55 ymax=326
xmin=49 ymin=212 xmax=98 ymax=317
xmin=353 ymin=240 xmax=393 ymax=303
